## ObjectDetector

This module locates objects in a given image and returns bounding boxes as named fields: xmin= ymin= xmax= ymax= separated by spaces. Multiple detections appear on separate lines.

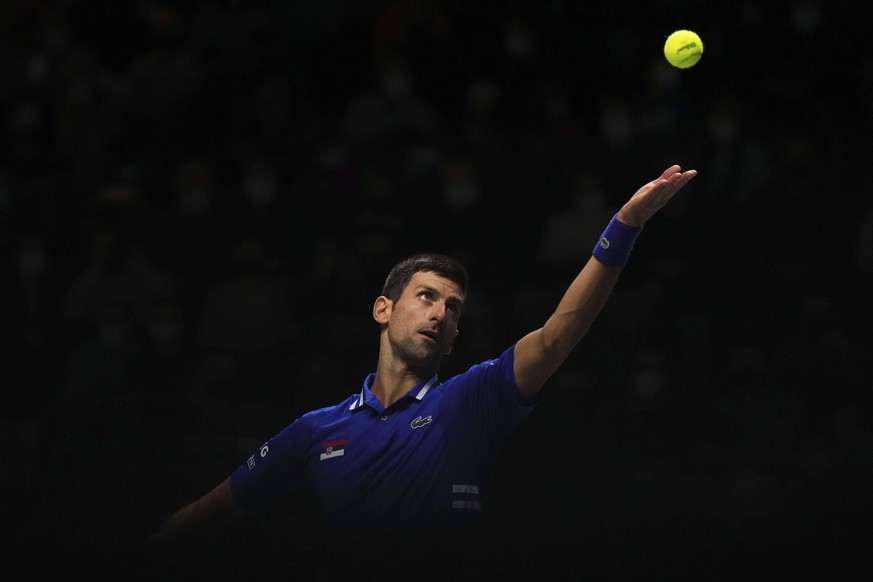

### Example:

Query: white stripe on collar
xmin=349 ymin=375 xmax=439 ymax=409
xmin=349 ymin=390 xmax=365 ymax=410
xmin=414 ymin=375 xmax=439 ymax=400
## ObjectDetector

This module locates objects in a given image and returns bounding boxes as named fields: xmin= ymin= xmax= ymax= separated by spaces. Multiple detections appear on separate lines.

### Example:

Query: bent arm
xmin=513 ymin=165 xmax=697 ymax=401
xmin=147 ymin=478 xmax=244 ymax=544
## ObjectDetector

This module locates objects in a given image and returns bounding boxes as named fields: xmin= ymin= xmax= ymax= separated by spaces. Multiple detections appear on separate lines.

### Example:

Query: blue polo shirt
xmin=229 ymin=344 xmax=535 ymax=534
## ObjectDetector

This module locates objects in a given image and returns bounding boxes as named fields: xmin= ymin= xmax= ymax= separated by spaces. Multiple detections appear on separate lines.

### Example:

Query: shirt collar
xmin=348 ymin=374 xmax=440 ymax=411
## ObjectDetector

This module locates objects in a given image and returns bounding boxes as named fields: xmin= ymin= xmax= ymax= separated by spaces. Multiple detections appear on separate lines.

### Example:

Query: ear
xmin=373 ymin=296 xmax=391 ymax=325
xmin=445 ymin=329 xmax=459 ymax=355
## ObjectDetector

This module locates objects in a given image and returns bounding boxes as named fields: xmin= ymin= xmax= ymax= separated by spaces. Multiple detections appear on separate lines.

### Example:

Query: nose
xmin=429 ymin=302 xmax=447 ymax=322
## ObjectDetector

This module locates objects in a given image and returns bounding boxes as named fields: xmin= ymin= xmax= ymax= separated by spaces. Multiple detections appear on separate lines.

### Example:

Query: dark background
xmin=2 ymin=0 xmax=872 ymax=579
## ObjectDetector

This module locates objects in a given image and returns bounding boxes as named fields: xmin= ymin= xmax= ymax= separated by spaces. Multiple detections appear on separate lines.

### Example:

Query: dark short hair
xmin=381 ymin=253 xmax=468 ymax=302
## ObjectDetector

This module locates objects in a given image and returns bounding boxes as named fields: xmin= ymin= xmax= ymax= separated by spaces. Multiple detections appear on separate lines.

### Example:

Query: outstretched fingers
xmin=669 ymin=167 xmax=697 ymax=188
xmin=619 ymin=166 xmax=697 ymax=226
xmin=659 ymin=164 xmax=683 ymax=181
xmin=654 ymin=168 xmax=697 ymax=205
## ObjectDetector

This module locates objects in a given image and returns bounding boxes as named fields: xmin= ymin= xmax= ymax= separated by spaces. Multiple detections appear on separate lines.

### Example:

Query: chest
xmin=304 ymin=402 xmax=478 ymax=506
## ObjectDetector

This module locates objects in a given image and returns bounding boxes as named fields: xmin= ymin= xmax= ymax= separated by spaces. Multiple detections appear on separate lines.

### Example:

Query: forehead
xmin=406 ymin=271 xmax=465 ymax=301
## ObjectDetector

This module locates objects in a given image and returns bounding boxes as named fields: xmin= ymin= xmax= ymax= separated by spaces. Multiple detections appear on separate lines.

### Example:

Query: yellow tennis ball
xmin=664 ymin=30 xmax=703 ymax=69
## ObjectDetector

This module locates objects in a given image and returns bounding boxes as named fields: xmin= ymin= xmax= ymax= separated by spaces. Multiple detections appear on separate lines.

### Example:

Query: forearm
xmin=149 ymin=501 xmax=212 ymax=544
xmin=513 ymin=165 xmax=696 ymax=400
xmin=514 ymin=258 xmax=621 ymax=396
xmin=542 ymin=258 xmax=622 ymax=353
xmin=522 ymin=214 xmax=639 ymax=366
xmin=148 ymin=478 xmax=243 ymax=544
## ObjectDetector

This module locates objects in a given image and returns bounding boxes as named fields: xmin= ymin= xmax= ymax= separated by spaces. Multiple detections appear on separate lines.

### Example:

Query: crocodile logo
xmin=411 ymin=415 xmax=433 ymax=429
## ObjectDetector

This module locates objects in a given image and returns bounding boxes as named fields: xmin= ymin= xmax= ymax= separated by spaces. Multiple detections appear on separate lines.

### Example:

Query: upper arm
xmin=513 ymin=328 xmax=563 ymax=402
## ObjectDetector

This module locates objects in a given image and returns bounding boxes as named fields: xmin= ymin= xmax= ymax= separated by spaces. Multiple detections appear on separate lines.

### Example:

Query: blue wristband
xmin=592 ymin=214 xmax=643 ymax=268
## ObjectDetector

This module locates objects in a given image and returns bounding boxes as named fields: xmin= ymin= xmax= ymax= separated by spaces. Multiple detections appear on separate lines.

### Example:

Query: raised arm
xmin=513 ymin=165 xmax=697 ymax=401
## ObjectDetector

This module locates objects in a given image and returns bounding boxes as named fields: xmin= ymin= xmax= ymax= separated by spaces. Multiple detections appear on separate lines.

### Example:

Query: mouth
xmin=418 ymin=329 xmax=439 ymax=343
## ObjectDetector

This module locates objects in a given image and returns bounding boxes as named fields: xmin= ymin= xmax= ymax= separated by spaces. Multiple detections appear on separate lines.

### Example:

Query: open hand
xmin=617 ymin=165 xmax=697 ymax=227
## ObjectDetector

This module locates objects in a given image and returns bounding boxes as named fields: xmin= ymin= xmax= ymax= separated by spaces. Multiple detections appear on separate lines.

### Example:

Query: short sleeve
xmin=229 ymin=418 xmax=309 ymax=513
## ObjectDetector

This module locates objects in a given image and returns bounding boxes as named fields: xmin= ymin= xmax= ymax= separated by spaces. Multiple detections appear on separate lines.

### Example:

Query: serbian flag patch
xmin=320 ymin=438 xmax=348 ymax=461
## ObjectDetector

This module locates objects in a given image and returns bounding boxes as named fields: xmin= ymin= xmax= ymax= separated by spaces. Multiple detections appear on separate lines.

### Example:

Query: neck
xmin=370 ymin=358 xmax=435 ymax=409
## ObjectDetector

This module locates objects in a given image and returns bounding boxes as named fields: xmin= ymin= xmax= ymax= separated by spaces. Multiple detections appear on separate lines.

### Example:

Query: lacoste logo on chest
xmin=411 ymin=415 xmax=433 ymax=429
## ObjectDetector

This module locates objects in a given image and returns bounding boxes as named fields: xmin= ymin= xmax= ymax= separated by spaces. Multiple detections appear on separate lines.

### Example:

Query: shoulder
xmin=297 ymin=393 xmax=360 ymax=425
xmin=441 ymin=345 xmax=516 ymax=392
xmin=459 ymin=345 xmax=515 ymax=378
xmin=269 ymin=393 xmax=359 ymax=445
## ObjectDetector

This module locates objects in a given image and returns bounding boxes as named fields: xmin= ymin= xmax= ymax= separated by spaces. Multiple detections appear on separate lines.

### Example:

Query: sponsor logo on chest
xmin=410 ymin=415 xmax=433 ymax=429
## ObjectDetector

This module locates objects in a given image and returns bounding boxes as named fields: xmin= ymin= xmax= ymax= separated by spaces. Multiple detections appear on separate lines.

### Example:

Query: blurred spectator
xmin=339 ymin=54 xmax=441 ymax=158
xmin=238 ymin=154 xmax=280 ymax=217
xmin=536 ymin=171 xmax=614 ymax=272
xmin=370 ymin=0 xmax=459 ymax=111
xmin=855 ymin=196 xmax=873 ymax=281
xmin=459 ymin=78 xmax=505 ymax=160
xmin=1 ymin=233 xmax=65 ymax=420
xmin=35 ymin=298 xmax=152 ymax=560
xmin=228 ymin=72 xmax=308 ymax=154
xmin=62 ymin=222 xmax=173 ymax=334
xmin=620 ymin=348 xmax=682 ymax=466
xmin=697 ymin=95 xmax=776 ymax=212
xmin=56 ymin=298 xmax=143 ymax=414
xmin=773 ymin=291 xmax=868 ymax=442
xmin=691 ymin=95 xmax=777 ymax=270
xmin=127 ymin=295 xmax=200 ymax=439
xmin=726 ymin=343 xmax=805 ymax=472
xmin=594 ymin=94 xmax=644 ymax=198
xmin=229 ymin=149 xmax=319 ymax=265
xmin=197 ymin=236 xmax=295 ymax=357
xmin=769 ymin=130 xmax=833 ymax=262
xmin=371 ymin=0 xmax=455 ymax=60
xmin=188 ymin=236 xmax=297 ymax=444
xmin=533 ymin=80 xmax=594 ymax=166
xmin=636 ymin=59 xmax=685 ymax=146
xmin=141 ymin=157 xmax=235 ymax=310
xmin=52 ymin=45 xmax=127 ymax=190
xmin=434 ymin=154 xmax=485 ymax=248
xmin=491 ymin=15 xmax=542 ymax=132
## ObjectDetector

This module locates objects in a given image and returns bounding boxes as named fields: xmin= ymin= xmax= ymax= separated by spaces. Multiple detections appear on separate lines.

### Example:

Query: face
xmin=375 ymin=271 xmax=464 ymax=373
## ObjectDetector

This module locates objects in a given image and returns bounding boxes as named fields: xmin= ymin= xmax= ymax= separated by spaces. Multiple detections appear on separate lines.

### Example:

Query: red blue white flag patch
xmin=320 ymin=438 xmax=348 ymax=461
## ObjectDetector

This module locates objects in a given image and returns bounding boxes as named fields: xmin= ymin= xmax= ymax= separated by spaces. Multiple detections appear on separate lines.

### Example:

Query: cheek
xmin=389 ymin=307 xmax=414 ymax=333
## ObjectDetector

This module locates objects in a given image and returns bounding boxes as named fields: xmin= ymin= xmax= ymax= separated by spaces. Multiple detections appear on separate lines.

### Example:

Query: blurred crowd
xmin=2 ymin=0 xmax=872 ymax=577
